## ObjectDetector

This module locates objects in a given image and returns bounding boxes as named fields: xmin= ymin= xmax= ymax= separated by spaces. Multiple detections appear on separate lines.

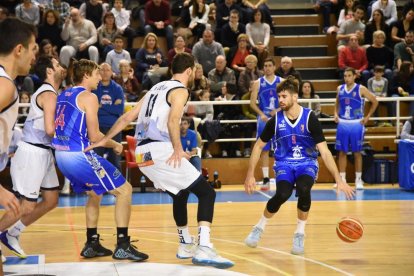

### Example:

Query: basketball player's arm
xmin=309 ymin=113 xmax=355 ymax=200
xmin=245 ymin=116 xmax=275 ymax=194
xmin=0 ymin=79 xmax=16 ymax=111
xmin=360 ymin=86 xmax=378 ymax=125
xmin=249 ymin=80 xmax=267 ymax=121
xmin=334 ymin=86 xmax=340 ymax=123
xmin=167 ymin=88 xmax=191 ymax=168
xmin=37 ymin=91 xmax=57 ymax=137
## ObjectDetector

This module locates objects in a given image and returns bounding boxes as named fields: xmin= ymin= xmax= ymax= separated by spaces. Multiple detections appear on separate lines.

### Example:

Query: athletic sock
xmin=262 ymin=167 xmax=269 ymax=179
xmin=198 ymin=226 xmax=211 ymax=248
xmin=86 ymin=228 xmax=98 ymax=242
xmin=177 ymin=226 xmax=192 ymax=244
xmin=295 ymin=219 xmax=307 ymax=234
xmin=8 ymin=220 xmax=26 ymax=237
xmin=355 ymin=172 xmax=362 ymax=182
xmin=117 ymin=227 xmax=128 ymax=241
xmin=255 ymin=214 xmax=269 ymax=231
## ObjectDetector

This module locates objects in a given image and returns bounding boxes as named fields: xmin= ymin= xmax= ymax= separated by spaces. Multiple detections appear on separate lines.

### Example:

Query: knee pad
xmin=266 ymin=181 xmax=293 ymax=213
xmin=296 ymin=175 xmax=314 ymax=212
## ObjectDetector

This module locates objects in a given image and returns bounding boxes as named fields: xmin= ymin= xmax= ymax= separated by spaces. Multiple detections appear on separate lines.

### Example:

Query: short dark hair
xmin=0 ymin=17 xmax=36 ymax=56
xmin=344 ymin=67 xmax=356 ymax=75
xmin=263 ymin=57 xmax=275 ymax=66
xmin=181 ymin=116 xmax=192 ymax=124
xmin=113 ymin=35 xmax=124 ymax=43
xmin=72 ymin=59 xmax=99 ymax=84
xmin=277 ymin=76 xmax=299 ymax=94
xmin=354 ymin=4 xmax=365 ymax=13
xmin=34 ymin=55 xmax=55 ymax=82
xmin=299 ymin=80 xmax=316 ymax=98
xmin=374 ymin=65 xmax=385 ymax=73
xmin=171 ymin=52 xmax=195 ymax=74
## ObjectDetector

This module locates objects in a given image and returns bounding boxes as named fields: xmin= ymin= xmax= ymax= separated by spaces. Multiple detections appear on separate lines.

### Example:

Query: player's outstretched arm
xmin=317 ymin=141 xmax=355 ymax=200
xmin=244 ymin=138 xmax=267 ymax=194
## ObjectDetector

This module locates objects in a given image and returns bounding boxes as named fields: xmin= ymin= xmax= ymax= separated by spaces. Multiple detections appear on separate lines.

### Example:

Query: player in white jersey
xmin=0 ymin=17 xmax=37 ymax=268
xmin=0 ymin=56 xmax=63 ymax=259
xmin=86 ymin=53 xmax=234 ymax=269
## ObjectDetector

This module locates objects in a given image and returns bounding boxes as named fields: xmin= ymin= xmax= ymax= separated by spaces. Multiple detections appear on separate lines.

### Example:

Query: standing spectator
xmin=298 ymin=81 xmax=321 ymax=117
xmin=364 ymin=9 xmax=391 ymax=47
xmin=390 ymin=8 xmax=414 ymax=45
xmin=393 ymin=30 xmax=414 ymax=71
xmin=336 ymin=5 xmax=366 ymax=52
xmin=92 ymin=63 xmax=125 ymax=169
xmin=97 ymin=12 xmax=121 ymax=58
xmin=59 ymin=8 xmax=99 ymax=67
xmin=275 ymin=56 xmax=302 ymax=82
xmin=79 ymin=0 xmax=105 ymax=28
xmin=15 ymin=0 xmax=40 ymax=26
xmin=227 ymin=33 xmax=251 ymax=78
xmin=189 ymin=0 xmax=210 ymax=42
xmin=180 ymin=116 xmax=202 ymax=171
xmin=192 ymin=29 xmax=225 ymax=76
xmin=113 ymin=59 xmax=141 ymax=102
xmin=246 ymin=8 xmax=270 ymax=69
xmin=111 ymin=0 xmax=135 ymax=50
xmin=135 ymin=32 xmax=168 ymax=89
xmin=37 ymin=9 xmax=64 ymax=51
xmin=106 ymin=35 xmax=131 ymax=75
xmin=366 ymin=30 xmax=394 ymax=80
xmin=208 ymin=55 xmax=236 ymax=97
xmin=167 ymin=35 xmax=192 ymax=65
xmin=144 ymin=0 xmax=174 ymax=50
xmin=238 ymin=54 xmax=262 ymax=96
xmin=46 ymin=0 xmax=70 ymax=24
xmin=369 ymin=0 xmax=397 ymax=26
xmin=338 ymin=34 xmax=369 ymax=83
xmin=221 ymin=9 xmax=246 ymax=48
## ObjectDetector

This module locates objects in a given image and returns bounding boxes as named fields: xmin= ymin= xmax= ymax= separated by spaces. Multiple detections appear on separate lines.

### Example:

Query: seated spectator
xmin=46 ymin=0 xmax=70 ymax=24
xmin=338 ymin=35 xmax=369 ymax=84
xmin=38 ymin=39 xmax=59 ymax=60
xmin=298 ymin=81 xmax=321 ymax=117
xmin=237 ymin=54 xmax=262 ymax=96
xmin=275 ymin=56 xmax=302 ymax=82
xmin=390 ymin=8 xmax=414 ymax=46
xmin=240 ymin=81 xmax=256 ymax=157
xmin=106 ymin=35 xmax=131 ymax=75
xmin=189 ymin=0 xmax=210 ymax=42
xmin=79 ymin=0 xmax=105 ymax=28
xmin=336 ymin=5 xmax=366 ymax=52
xmin=97 ymin=12 xmax=122 ymax=58
xmin=246 ymin=8 xmax=269 ymax=69
xmin=0 ymin=6 xmax=10 ymax=22
xmin=37 ymin=9 xmax=64 ymax=52
xmin=394 ymin=30 xmax=414 ymax=71
xmin=401 ymin=115 xmax=414 ymax=139
xmin=369 ymin=0 xmax=397 ymax=26
xmin=167 ymin=35 xmax=192 ymax=65
xmin=215 ymin=0 xmax=241 ymax=43
xmin=208 ymin=55 xmax=236 ymax=97
xmin=221 ymin=9 xmax=246 ymax=48
xmin=59 ymin=8 xmax=99 ymax=67
xmin=390 ymin=61 xmax=414 ymax=116
xmin=135 ymin=32 xmax=168 ymax=89
xmin=364 ymin=9 xmax=391 ymax=48
xmin=114 ymin=59 xmax=141 ymax=102
xmin=180 ymin=116 xmax=202 ymax=171
xmin=314 ymin=0 xmax=339 ymax=33
xmin=111 ymin=0 xmax=135 ymax=49
xmin=17 ymin=91 xmax=30 ymax=124
xmin=227 ymin=33 xmax=251 ymax=77
xmin=15 ymin=0 xmax=40 ymax=26
xmin=366 ymin=30 xmax=394 ymax=81
xmin=192 ymin=29 xmax=225 ymax=76
xmin=190 ymin=63 xmax=210 ymax=100
xmin=144 ymin=0 xmax=174 ymax=50
xmin=240 ymin=0 xmax=273 ymax=29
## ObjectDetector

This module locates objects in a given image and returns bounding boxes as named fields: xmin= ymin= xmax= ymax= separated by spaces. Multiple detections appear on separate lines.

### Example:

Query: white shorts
xmin=136 ymin=142 xmax=200 ymax=195
xmin=10 ymin=141 xmax=59 ymax=201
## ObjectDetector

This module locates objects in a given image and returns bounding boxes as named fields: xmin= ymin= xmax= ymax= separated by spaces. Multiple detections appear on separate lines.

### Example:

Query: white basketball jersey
xmin=0 ymin=66 xmax=19 ymax=155
xmin=22 ymin=83 xmax=57 ymax=146
xmin=135 ymin=80 xmax=187 ymax=143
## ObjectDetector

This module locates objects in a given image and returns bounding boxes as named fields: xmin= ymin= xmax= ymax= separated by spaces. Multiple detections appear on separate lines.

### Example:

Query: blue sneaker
xmin=291 ymin=233 xmax=305 ymax=255
xmin=0 ymin=230 xmax=26 ymax=258
xmin=192 ymin=245 xmax=234 ymax=269
xmin=244 ymin=226 xmax=263 ymax=248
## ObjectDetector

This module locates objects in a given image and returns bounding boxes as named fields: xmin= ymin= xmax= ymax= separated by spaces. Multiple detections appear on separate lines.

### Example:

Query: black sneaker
xmin=112 ymin=236 xmax=149 ymax=261
xmin=261 ymin=177 xmax=270 ymax=191
xmin=80 ymin=235 xmax=113 ymax=258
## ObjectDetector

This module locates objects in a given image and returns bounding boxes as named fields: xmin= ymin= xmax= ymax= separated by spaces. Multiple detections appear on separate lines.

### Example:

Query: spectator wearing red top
xmin=144 ymin=0 xmax=174 ymax=49
xmin=338 ymin=34 xmax=370 ymax=84
xmin=226 ymin=33 xmax=252 ymax=80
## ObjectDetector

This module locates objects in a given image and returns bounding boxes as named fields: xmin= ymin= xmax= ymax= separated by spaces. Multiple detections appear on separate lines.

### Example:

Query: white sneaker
xmin=291 ymin=233 xmax=305 ymax=255
xmin=355 ymin=179 xmax=364 ymax=190
xmin=60 ymin=179 xmax=71 ymax=195
xmin=176 ymin=239 xmax=197 ymax=259
xmin=1 ymin=253 xmax=5 ymax=263
xmin=192 ymin=245 xmax=234 ymax=269
xmin=0 ymin=231 xmax=27 ymax=258
xmin=245 ymin=226 xmax=263 ymax=248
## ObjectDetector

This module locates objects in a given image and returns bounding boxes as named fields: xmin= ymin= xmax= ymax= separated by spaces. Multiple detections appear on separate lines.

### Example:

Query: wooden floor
xmin=2 ymin=186 xmax=414 ymax=275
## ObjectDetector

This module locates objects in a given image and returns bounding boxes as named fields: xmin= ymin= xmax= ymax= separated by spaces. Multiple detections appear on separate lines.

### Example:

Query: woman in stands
xmin=298 ymin=81 xmax=321 ymax=118
xmin=364 ymin=9 xmax=391 ymax=47
xmin=97 ymin=11 xmax=121 ymax=57
xmin=246 ymin=9 xmax=270 ymax=69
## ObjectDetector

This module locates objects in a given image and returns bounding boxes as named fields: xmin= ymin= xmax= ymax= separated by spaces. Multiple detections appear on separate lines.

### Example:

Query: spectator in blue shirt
xmin=92 ymin=62 xmax=125 ymax=169
xmin=180 ymin=116 xmax=201 ymax=172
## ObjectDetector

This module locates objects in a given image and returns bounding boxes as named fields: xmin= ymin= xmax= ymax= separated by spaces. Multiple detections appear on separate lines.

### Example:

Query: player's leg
xmin=336 ymin=122 xmax=350 ymax=185
xmin=350 ymin=123 xmax=365 ymax=189
xmin=257 ymin=119 xmax=270 ymax=190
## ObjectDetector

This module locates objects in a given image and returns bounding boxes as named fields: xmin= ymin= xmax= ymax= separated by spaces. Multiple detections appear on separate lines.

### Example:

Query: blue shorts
xmin=55 ymin=151 xmax=125 ymax=195
xmin=257 ymin=116 xmax=271 ymax=151
xmin=274 ymin=160 xmax=319 ymax=184
xmin=335 ymin=119 xmax=365 ymax=152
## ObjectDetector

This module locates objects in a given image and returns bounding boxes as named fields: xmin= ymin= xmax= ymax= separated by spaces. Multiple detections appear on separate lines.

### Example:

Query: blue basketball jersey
xmin=272 ymin=107 xmax=318 ymax=162
xmin=338 ymin=84 xmax=364 ymax=120
xmin=258 ymin=76 xmax=281 ymax=116
xmin=52 ymin=86 xmax=90 ymax=151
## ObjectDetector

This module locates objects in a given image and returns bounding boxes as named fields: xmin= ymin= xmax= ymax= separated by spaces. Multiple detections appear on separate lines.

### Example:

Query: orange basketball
xmin=336 ymin=217 xmax=364 ymax=243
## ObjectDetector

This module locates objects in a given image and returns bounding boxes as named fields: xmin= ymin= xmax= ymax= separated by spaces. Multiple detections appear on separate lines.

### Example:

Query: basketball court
xmin=2 ymin=184 xmax=414 ymax=275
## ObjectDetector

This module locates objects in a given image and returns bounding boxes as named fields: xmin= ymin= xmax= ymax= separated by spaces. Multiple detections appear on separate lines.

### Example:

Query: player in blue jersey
xmin=250 ymin=58 xmax=284 ymax=190
xmin=244 ymin=76 xmax=355 ymax=255
xmin=335 ymin=67 xmax=378 ymax=190
xmin=52 ymin=59 xmax=148 ymax=262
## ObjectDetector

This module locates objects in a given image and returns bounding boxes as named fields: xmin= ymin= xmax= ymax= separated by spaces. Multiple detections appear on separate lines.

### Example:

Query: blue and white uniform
xmin=256 ymin=75 xmax=281 ymax=151
xmin=52 ymin=86 xmax=125 ymax=194
xmin=335 ymin=83 xmax=365 ymax=152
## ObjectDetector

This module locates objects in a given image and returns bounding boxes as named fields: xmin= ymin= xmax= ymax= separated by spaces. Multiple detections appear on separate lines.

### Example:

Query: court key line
xmin=33 ymin=223 xmax=353 ymax=275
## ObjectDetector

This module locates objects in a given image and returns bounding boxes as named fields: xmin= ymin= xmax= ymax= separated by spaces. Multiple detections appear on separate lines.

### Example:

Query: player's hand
xmin=260 ymin=114 xmax=268 ymax=122
xmin=334 ymin=114 xmax=339 ymax=123
xmin=360 ymin=117 xmax=369 ymax=125
xmin=244 ymin=175 xmax=257 ymax=194
xmin=113 ymin=142 xmax=123 ymax=155
xmin=336 ymin=179 xmax=355 ymax=200
xmin=84 ymin=138 xmax=108 ymax=152
xmin=166 ymin=150 xmax=190 ymax=168
xmin=0 ymin=186 xmax=20 ymax=217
